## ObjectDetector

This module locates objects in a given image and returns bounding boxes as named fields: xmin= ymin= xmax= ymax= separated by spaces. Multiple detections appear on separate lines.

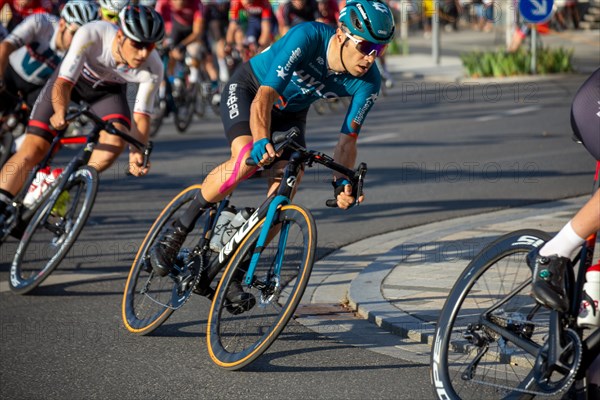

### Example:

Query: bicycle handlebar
xmin=64 ymin=103 xmax=153 ymax=170
xmin=246 ymin=127 xmax=368 ymax=208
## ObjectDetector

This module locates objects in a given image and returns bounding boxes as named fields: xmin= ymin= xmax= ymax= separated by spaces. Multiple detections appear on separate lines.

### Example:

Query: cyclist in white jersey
xmin=0 ymin=1 xmax=100 ymax=112
xmin=0 ymin=5 xmax=165 ymax=217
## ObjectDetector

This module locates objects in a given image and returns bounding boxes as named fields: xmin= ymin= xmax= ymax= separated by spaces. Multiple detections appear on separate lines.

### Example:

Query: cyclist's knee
xmin=17 ymin=134 xmax=50 ymax=166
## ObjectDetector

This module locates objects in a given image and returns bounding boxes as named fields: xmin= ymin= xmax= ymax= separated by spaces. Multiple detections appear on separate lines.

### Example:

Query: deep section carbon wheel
xmin=207 ymin=204 xmax=316 ymax=370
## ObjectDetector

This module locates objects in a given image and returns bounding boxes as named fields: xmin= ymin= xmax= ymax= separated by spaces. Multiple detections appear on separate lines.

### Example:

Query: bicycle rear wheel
xmin=9 ymin=166 xmax=99 ymax=294
xmin=122 ymin=184 xmax=207 ymax=335
xmin=207 ymin=204 xmax=316 ymax=370
xmin=174 ymin=83 xmax=196 ymax=133
xmin=431 ymin=229 xmax=562 ymax=399
xmin=149 ymin=92 xmax=166 ymax=137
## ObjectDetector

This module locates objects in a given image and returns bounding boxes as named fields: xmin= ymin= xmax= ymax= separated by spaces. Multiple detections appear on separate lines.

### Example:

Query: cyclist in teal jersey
xmin=150 ymin=0 xmax=395 ymax=279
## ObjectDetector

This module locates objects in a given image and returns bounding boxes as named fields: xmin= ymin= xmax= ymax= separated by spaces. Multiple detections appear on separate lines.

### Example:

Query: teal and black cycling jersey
xmin=249 ymin=22 xmax=381 ymax=136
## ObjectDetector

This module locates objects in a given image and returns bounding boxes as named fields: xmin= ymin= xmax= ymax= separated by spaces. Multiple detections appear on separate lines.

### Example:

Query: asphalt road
xmin=0 ymin=73 xmax=593 ymax=399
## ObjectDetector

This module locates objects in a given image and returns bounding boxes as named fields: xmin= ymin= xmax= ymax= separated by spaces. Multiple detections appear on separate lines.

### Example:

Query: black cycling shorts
xmin=220 ymin=62 xmax=308 ymax=161
xmin=571 ymin=67 xmax=600 ymax=160
xmin=28 ymin=69 xmax=131 ymax=143
xmin=0 ymin=64 xmax=42 ymax=112
xmin=205 ymin=5 xmax=228 ymax=42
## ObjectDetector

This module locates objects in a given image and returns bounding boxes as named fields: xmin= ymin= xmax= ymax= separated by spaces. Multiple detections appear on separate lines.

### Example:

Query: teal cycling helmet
xmin=339 ymin=0 xmax=395 ymax=44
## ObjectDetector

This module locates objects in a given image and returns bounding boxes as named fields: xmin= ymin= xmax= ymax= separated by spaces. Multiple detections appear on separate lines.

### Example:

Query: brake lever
xmin=325 ymin=162 xmax=367 ymax=208
xmin=142 ymin=141 xmax=153 ymax=169
xmin=353 ymin=162 xmax=368 ymax=207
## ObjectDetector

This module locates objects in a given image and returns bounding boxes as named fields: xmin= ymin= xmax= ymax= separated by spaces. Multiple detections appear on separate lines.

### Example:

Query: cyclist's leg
xmin=0 ymin=134 xmax=51 ymax=199
xmin=207 ymin=14 xmax=229 ymax=83
xmin=528 ymin=69 xmax=600 ymax=311
xmin=150 ymin=63 xmax=259 ymax=275
xmin=185 ymin=42 xmax=203 ymax=84
xmin=200 ymin=63 xmax=261 ymax=203
xmin=0 ymin=71 xmax=59 ymax=208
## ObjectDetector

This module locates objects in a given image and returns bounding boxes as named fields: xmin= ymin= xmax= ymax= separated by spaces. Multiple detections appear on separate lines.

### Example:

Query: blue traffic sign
xmin=519 ymin=0 xmax=554 ymax=23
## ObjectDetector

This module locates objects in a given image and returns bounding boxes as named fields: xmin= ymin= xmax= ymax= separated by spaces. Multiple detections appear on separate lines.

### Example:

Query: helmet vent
xmin=350 ymin=10 xmax=364 ymax=33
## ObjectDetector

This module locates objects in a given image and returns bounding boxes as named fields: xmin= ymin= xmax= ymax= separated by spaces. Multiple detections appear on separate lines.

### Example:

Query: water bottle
xmin=220 ymin=207 xmax=254 ymax=246
xmin=23 ymin=167 xmax=50 ymax=207
xmin=45 ymin=168 xmax=63 ymax=188
xmin=578 ymin=263 xmax=600 ymax=328
xmin=209 ymin=206 xmax=236 ymax=252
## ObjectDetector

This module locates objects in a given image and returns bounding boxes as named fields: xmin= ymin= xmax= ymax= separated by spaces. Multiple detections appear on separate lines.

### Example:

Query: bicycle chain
xmin=469 ymin=328 xmax=582 ymax=397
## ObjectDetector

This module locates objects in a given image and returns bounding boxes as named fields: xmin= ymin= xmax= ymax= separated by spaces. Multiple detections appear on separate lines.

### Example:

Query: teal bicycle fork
xmin=244 ymin=194 xmax=291 ymax=286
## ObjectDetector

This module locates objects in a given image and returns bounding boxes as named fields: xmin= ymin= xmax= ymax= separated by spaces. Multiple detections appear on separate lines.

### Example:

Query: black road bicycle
xmin=3 ymin=103 xmax=152 ymax=294
xmin=431 ymin=160 xmax=600 ymax=399
xmin=150 ymin=47 xmax=198 ymax=136
xmin=122 ymin=128 xmax=367 ymax=370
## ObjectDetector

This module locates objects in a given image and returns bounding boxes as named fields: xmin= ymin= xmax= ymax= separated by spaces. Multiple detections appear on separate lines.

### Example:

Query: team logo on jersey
xmin=276 ymin=66 xmax=288 ymax=79
xmin=316 ymin=57 xmax=324 ymax=65
xmin=354 ymin=92 xmax=378 ymax=126
xmin=277 ymin=47 xmax=302 ymax=81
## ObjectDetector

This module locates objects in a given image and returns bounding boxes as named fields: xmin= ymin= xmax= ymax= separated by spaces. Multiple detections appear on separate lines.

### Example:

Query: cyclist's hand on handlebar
xmin=250 ymin=138 xmax=277 ymax=166
xmin=128 ymin=148 xmax=150 ymax=177
xmin=49 ymin=112 xmax=67 ymax=131
xmin=334 ymin=180 xmax=364 ymax=209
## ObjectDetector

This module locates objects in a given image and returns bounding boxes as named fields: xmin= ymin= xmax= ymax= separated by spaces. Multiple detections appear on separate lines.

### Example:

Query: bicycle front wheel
xmin=207 ymin=204 xmax=316 ymax=370
xmin=122 ymin=184 xmax=206 ymax=335
xmin=10 ymin=166 xmax=99 ymax=294
xmin=431 ymin=229 xmax=555 ymax=400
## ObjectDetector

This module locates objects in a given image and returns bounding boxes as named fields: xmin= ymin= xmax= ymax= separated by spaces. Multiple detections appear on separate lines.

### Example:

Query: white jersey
xmin=58 ymin=21 xmax=164 ymax=116
xmin=5 ymin=13 xmax=64 ymax=86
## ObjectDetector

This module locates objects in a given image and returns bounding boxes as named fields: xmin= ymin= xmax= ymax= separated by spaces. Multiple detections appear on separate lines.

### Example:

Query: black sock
xmin=176 ymin=192 xmax=214 ymax=231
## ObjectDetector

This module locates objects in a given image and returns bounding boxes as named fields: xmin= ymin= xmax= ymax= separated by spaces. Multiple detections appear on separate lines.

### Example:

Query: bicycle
xmin=4 ymin=103 xmax=152 ymax=295
xmin=150 ymin=46 xmax=198 ymax=136
xmin=194 ymin=71 xmax=221 ymax=119
xmin=122 ymin=127 xmax=367 ymax=370
xmin=431 ymin=160 xmax=600 ymax=399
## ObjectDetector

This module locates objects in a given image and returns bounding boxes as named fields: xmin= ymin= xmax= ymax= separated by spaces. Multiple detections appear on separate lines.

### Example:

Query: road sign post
xmin=518 ymin=0 xmax=554 ymax=74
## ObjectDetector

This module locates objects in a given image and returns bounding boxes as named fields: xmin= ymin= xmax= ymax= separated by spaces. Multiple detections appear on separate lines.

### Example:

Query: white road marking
xmin=476 ymin=105 xmax=542 ymax=122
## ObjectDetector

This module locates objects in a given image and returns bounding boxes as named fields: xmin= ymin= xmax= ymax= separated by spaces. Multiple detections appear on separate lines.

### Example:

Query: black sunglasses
xmin=129 ymin=39 xmax=156 ymax=51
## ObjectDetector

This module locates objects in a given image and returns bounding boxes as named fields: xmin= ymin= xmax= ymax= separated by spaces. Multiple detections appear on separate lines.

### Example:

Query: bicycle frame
xmin=571 ymin=160 xmax=600 ymax=383
xmin=190 ymin=129 xmax=365 ymax=295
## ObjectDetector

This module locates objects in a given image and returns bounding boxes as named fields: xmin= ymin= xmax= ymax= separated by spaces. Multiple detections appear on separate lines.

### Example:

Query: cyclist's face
xmin=341 ymin=31 xmax=378 ymax=77
xmin=119 ymin=33 xmax=155 ymax=68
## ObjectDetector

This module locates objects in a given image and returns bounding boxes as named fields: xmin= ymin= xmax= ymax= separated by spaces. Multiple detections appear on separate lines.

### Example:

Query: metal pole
xmin=432 ymin=0 xmax=440 ymax=65
xmin=506 ymin=0 xmax=514 ymax=48
xmin=400 ymin=1 xmax=409 ymax=55
xmin=530 ymin=24 xmax=537 ymax=74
